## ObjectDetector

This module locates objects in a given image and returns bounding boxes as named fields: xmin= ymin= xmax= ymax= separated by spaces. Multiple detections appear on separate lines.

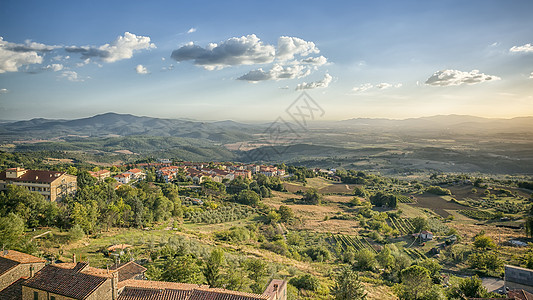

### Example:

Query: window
xmin=33 ymin=291 xmax=38 ymax=300
xmin=51 ymin=296 xmax=56 ymax=300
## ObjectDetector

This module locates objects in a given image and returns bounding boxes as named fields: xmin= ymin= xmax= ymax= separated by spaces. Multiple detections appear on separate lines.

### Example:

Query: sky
xmin=0 ymin=0 xmax=532 ymax=121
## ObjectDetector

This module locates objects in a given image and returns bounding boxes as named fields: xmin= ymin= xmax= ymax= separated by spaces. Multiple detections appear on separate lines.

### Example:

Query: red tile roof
xmin=188 ymin=288 xmax=270 ymax=300
xmin=0 ymin=277 xmax=26 ymax=300
xmin=0 ymin=250 xmax=45 ymax=276
xmin=22 ymin=263 xmax=108 ymax=299
xmin=118 ymin=287 xmax=192 ymax=300
xmin=0 ymin=170 xmax=66 ymax=184
xmin=109 ymin=261 xmax=147 ymax=282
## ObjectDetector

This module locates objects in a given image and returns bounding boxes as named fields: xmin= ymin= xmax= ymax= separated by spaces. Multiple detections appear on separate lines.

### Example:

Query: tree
xmin=526 ymin=217 xmax=533 ymax=238
xmin=267 ymin=210 xmax=281 ymax=223
xmin=376 ymin=245 xmax=394 ymax=270
xmin=353 ymin=249 xmax=376 ymax=271
xmin=411 ymin=216 xmax=428 ymax=233
xmin=236 ymin=190 xmax=261 ymax=206
xmin=369 ymin=192 xmax=397 ymax=208
xmin=469 ymin=252 xmax=503 ymax=271
xmin=203 ymin=248 xmax=225 ymax=287
xmin=447 ymin=275 xmax=491 ymax=299
xmin=289 ymin=274 xmax=321 ymax=292
xmin=0 ymin=213 xmax=25 ymax=248
xmin=418 ymin=258 xmax=442 ymax=283
xmin=332 ymin=266 xmax=367 ymax=300
xmin=278 ymin=205 xmax=294 ymax=223
xmin=245 ymin=258 xmax=267 ymax=282
xmin=302 ymin=189 xmax=322 ymax=205
xmin=161 ymin=255 xmax=203 ymax=283
xmin=398 ymin=265 xmax=432 ymax=300
xmin=77 ymin=170 xmax=97 ymax=188
xmin=473 ymin=234 xmax=496 ymax=249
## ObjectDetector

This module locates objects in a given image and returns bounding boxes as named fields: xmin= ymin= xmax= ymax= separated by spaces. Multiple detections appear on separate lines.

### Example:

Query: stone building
xmin=0 ymin=168 xmax=77 ymax=201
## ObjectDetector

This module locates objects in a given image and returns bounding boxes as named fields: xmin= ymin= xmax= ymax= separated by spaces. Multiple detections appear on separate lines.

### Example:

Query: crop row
xmin=404 ymin=248 xmax=427 ymax=260
xmin=388 ymin=217 xmax=415 ymax=235
xmin=457 ymin=209 xmax=496 ymax=220
xmin=329 ymin=234 xmax=377 ymax=254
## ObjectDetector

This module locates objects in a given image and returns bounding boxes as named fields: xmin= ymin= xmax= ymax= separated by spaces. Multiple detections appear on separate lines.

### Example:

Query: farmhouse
xmin=88 ymin=169 xmax=111 ymax=181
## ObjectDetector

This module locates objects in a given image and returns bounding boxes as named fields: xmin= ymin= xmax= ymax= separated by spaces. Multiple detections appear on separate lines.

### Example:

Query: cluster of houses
xmin=156 ymin=162 xmax=285 ymax=184
xmin=85 ymin=162 xmax=286 ymax=186
xmin=0 ymin=250 xmax=287 ymax=300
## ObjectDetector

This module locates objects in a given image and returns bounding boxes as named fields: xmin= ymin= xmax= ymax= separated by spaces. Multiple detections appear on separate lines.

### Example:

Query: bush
xmin=289 ymin=274 xmax=321 ymax=291
xmin=426 ymin=186 xmax=452 ymax=196
xmin=69 ymin=224 xmax=85 ymax=242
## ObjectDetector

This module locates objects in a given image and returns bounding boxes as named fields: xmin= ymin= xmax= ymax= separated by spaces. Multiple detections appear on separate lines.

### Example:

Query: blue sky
xmin=1 ymin=0 xmax=532 ymax=121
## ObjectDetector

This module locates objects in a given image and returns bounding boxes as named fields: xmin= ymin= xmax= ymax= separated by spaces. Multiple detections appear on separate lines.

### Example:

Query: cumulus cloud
xmin=296 ymin=73 xmax=332 ymax=90
xmin=43 ymin=63 xmax=64 ymax=72
xmin=135 ymin=64 xmax=149 ymax=74
xmin=510 ymin=43 xmax=533 ymax=53
xmin=237 ymin=64 xmax=310 ymax=82
xmin=187 ymin=28 xmax=197 ymax=34
xmin=60 ymin=71 xmax=84 ymax=82
xmin=352 ymin=83 xmax=373 ymax=93
xmin=276 ymin=36 xmax=319 ymax=61
xmin=66 ymin=32 xmax=155 ymax=63
xmin=352 ymin=82 xmax=402 ymax=93
xmin=0 ymin=37 xmax=51 ymax=73
xmin=530 ymin=72 xmax=533 ymax=79
xmin=171 ymin=34 xmax=275 ymax=70
xmin=425 ymin=69 xmax=500 ymax=86
xmin=0 ymin=88 xmax=8 ymax=94
xmin=301 ymin=56 xmax=327 ymax=66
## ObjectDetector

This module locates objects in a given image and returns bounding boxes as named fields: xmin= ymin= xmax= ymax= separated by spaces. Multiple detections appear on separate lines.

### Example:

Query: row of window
xmin=34 ymin=291 xmax=55 ymax=300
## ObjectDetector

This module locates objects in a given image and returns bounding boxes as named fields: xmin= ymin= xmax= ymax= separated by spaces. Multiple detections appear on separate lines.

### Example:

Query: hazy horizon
xmin=1 ymin=1 xmax=532 ymax=121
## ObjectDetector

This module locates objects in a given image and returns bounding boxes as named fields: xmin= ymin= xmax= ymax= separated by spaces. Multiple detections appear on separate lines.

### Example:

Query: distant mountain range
xmin=2 ymin=113 xmax=533 ymax=174
xmin=2 ymin=112 xmax=532 ymax=142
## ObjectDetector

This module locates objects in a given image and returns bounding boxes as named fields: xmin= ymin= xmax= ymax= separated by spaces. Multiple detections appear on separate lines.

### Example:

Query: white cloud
xmin=66 ymin=32 xmax=156 ymax=63
xmin=510 ymin=43 xmax=533 ymax=53
xmin=352 ymin=83 xmax=373 ymax=93
xmin=530 ymin=72 xmax=533 ymax=79
xmin=171 ymin=34 xmax=275 ymax=70
xmin=276 ymin=36 xmax=319 ymax=61
xmin=296 ymin=73 xmax=332 ymax=90
xmin=0 ymin=88 xmax=8 ymax=94
xmin=187 ymin=28 xmax=197 ymax=34
xmin=60 ymin=71 xmax=84 ymax=82
xmin=237 ymin=64 xmax=310 ymax=82
xmin=171 ymin=35 xmax=325 ymax=71
xmin=0 ymin=37 xmax=47 ymax=73
xmin=43 ymin=63 xmax=64 ymax=72
xmin=352 ymin=82 xmax=402 ymax=93
xmin=375 ymin=83 xmax=393 ymax=89
xmin=425 ymin=69 xmax=500 ymax=86
xmin=300 ymin=55 xmax=327 ymax=66
xmin=135 ymin=64 xmax=149 ymax=74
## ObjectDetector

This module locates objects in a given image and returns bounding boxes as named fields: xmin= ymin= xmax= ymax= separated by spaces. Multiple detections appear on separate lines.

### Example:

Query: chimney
xmin=73 ymin=253 xmax=76 ymax=264
xmin=30 ymin=264 xmax=35 ymax=277
xmin=111 ymin=271 xmax=119 ymax=299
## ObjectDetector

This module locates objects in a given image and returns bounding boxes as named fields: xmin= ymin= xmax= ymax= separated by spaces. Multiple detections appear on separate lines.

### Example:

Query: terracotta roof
xmin=188 ymin=288 xmax=270 ymax=300
xmin=1 ymin=250 xmax=46 ymax=264
xmin=0 ymin=170 xmax=66 ymax=184
xmin=0 ymin=257 xmax=21 ymax=276
xmin=118 ymin=287 xmax=192 ymax=300
xmin=0 ymin=250 xmax=45 ymax=276
xmin=23 ymin=264 xmax=108 ymax=299
xmin=0 ymin=277 xmax=26 ymax=300
xmin=127 ymin=169 xmax=143 ymax=174
xmin=109 ymin=261 xmax=147 ymax=282
xmin=118 ymin=279 xmax=205 ymax=290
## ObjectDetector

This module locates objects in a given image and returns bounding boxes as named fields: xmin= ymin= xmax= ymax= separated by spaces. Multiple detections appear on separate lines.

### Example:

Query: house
xmin=88 ymin=169 xmax=111 ymax=181
xmin=0 ymin=168 xmax=77 ymax=202
xmin=505 ymin=265 xmax=533 ymax=294
xmin=0 ymin=250 xmax=46 ymax=292
xmin=114 ymin=173 xmax=132 ymax=184
xmin=420 ymin=230 xmax=433 ymax=241
xmin=0 ymin=250 xmax=287 ymax=300
xmin=124 ymin=169 xmax=146 ymax=181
